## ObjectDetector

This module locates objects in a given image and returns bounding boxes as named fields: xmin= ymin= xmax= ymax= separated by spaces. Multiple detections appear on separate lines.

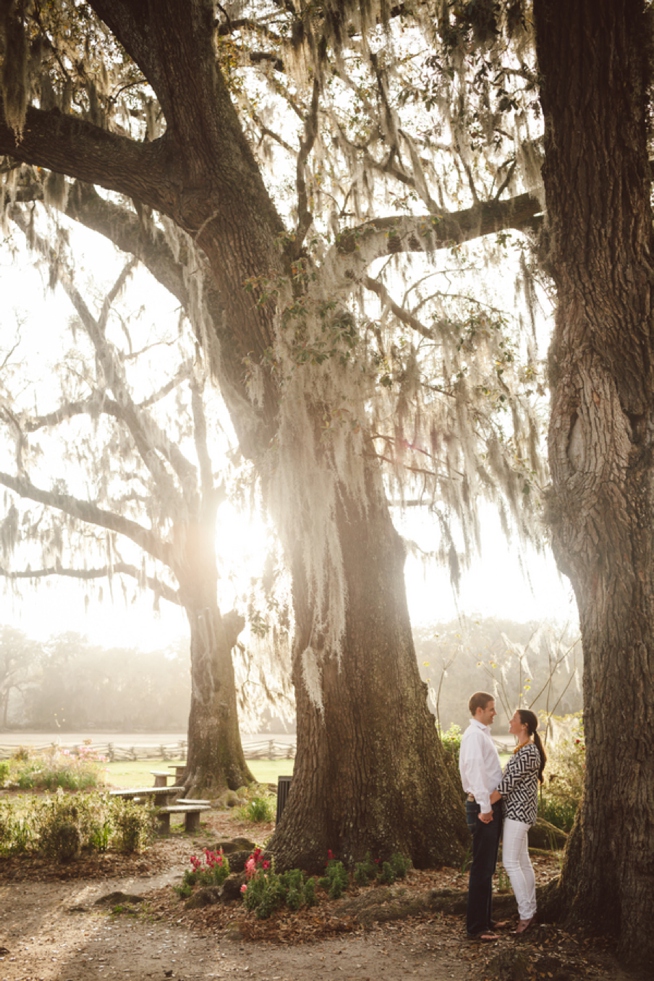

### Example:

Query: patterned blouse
xmin=498 ymin=742 xmax=541 ymax=825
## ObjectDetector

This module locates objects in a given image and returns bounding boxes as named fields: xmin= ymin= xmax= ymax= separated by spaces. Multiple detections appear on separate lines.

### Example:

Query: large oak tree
xmin=531 ymin=0 xmax=654 ymax=965
xmin=0 ymin=1 xmax=543 ymax=870
xmin=0 ymin=221 xmax=253 ymax=794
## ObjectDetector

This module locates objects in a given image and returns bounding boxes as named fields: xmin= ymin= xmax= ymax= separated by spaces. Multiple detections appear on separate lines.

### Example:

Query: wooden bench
xmin=150 ymin=770 xmax=172 ymax=787
xmin=157 ymin=803 xmax=211 ymax=833
xmin=168 ymin=764 xmax=186 ymax=782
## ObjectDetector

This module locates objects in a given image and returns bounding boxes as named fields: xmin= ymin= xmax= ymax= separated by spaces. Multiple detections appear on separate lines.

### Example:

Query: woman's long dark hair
xmin=518 ymin=709 xmax=547 ymax=783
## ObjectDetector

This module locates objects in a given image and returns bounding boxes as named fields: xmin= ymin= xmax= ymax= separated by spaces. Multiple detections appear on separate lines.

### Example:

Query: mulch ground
xmin=0 ymin=808 xmax=647 ymax=981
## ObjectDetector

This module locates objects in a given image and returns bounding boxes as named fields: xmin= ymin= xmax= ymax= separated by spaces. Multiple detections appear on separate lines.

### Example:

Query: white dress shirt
xmin=459 ymin=718 xmax=503 ymax=814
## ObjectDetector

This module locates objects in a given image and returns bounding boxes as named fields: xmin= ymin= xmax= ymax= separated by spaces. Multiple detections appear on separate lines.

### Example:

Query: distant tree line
xmin=1 ymin=617 xmax=580 ymax=738
xmin=0 ymin=626 xmax=190 ymax=731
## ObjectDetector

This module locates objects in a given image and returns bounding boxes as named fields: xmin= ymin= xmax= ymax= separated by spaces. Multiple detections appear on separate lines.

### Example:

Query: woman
xmin=492 ymin=708 xmax=546 ymax=934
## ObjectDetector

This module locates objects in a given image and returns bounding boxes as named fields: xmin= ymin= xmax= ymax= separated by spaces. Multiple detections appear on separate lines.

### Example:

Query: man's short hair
xmin=468 ymin=691 xmax=494 ymax=715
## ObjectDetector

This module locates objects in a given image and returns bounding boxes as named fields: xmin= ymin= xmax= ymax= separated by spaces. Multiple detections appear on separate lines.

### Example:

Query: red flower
xmin=327 ymin=849 xmax=334 ymax=861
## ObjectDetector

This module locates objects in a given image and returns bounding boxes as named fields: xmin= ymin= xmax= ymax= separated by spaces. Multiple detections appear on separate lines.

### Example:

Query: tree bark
xmin=183 ymin=603 xmax=253 ymax=795
xmin=270 ymin=452 xmax=468 ymax=871
xmin=534 ymin=0 xmax=654 ymax=966
xmin=176 ymin=523 xmax=254 ymax=795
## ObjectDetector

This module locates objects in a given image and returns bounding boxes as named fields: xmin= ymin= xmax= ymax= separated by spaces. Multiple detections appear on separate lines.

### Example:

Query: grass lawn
xmin=247 ymin=758 xmax=294 ymax=786
xmin=102 ymin=757 xmax=294 ymax=790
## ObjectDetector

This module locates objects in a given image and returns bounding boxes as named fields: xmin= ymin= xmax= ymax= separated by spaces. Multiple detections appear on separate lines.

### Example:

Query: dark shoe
xmin=491 ymin=919 xmax=511 ymax=930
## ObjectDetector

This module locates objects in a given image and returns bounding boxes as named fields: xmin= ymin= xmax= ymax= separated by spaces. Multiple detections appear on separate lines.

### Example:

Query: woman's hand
xmin=490 ymin=790 xmax=502 ymax=804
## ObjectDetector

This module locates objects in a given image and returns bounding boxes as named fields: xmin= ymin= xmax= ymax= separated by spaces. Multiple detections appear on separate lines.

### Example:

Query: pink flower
xmin=245 ymin=857 xmax=257 ymax=879
xmin=240 ymin=884 xmax=247 ymax=894
xmin=262 ymin=860 xmax=270 ymax=871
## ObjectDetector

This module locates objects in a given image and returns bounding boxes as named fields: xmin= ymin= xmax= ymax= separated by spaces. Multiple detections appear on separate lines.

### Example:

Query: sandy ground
xmin=0 ymin=811 xmax=645 ymax=981
xmin=0 ymin=879 xmax=474 ymax=981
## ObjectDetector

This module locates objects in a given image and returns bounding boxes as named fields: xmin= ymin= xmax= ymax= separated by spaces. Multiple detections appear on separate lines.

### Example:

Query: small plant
xmin=440 ymin=723 xmax=462 ymax=765
xmin=178 ymin=848 xmax=231 ymax=894
xmin=35 ymin=792 xmax=92 ymax=862
xmin=539 ymin=714 xmax=585 ymax=833
xmin=378 ymin=852 xmax=411 ymax=884
xmin=240 ymin=796 xmax=274 ymax=823
xmin=0 ymin=761 xmax=9 ymax=785
xmin=3 ymin=746 xmax=105 ymax=792
xmin=353 ymin=850 xmax=411 ymax=887
xmin=318 ymin=852 xmax=349 ymax=899
xmin=354 ymin=852 xmax=379 ymax=885
xmin=241 ymin=850 xmax=316 ymax=919
xmin=0 ymin=798 xmax=34 ymax=855
xmin=110 ymin=798 xmax=154 ymax=853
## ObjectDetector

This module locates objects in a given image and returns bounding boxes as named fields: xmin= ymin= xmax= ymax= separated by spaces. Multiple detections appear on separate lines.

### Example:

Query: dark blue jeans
xmin=465 ymin=799 xmax=503 ymax=936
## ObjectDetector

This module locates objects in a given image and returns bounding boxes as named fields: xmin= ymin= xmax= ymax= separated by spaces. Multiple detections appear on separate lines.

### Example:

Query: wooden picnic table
xmin=109 ymin=785 xmax=184 ymax=806
xmin=150 ymin=770 xmax=172 ymax=787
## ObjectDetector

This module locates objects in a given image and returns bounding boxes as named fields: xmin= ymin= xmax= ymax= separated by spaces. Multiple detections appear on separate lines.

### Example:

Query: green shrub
xmin=35 ymin=792 xmax=94 ymax=862
xmin=539 ymin=714 xmax=585 ymax=832
xmin=0 ymin=798 xmax=34 ymax=855
xmin=4 ymin=748 xmax=105 ymax=792
xmin=242 ymin=864 xmax=316 ymax=919
xmin=319 ymin=858 xmax=349 ymax=899
xmin=440 ymin=723 xmax=462 ymax=765
xmin=377 ymin=852 xmax=411 ymax=885
xmin=538 ymin=795 xmax=578 ymax=833
xmin=110 ymin=798 xmax=154 ymax=853
xmin=354 ymin=850 xmax=411 ymax=887
xmin=354 ymin=852 xmax=378 ymax=885
xmin=239 ymin=796 xmax=274 ymax=823
xmin=0 ymin=791 xmax=157 ymax=860
xmin=0 ymin=761 xmax=9 ymax=785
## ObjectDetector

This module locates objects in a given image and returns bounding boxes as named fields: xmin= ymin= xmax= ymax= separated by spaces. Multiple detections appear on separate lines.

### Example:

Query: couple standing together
xmin=459 ymin=691 xmax=547 ymax=941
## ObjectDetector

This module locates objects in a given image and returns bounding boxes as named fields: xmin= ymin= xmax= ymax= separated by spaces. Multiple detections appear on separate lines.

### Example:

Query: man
xmin=459 ymin=691 xmax=503 ymax=941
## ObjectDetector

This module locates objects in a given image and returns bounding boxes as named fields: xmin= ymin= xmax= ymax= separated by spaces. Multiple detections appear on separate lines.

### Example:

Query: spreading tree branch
xmin=292 ymin=78 xmax=320 ymax=257
xmin=323 ymin=192 xmax=543 ymax=292
xmin=0 ymin=470 xmax=171 ymax=565
xmin=0 ymin=561 xmax=182 ymax=606
xmin=0 ymin=101 xmax=172 ymax=214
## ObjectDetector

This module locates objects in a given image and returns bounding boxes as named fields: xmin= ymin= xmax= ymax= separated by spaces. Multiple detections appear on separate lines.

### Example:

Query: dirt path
xmin=0 ymin=813 xmax=644 ymax=981
xmin=0 ymin=876 xmax=473 ymax=981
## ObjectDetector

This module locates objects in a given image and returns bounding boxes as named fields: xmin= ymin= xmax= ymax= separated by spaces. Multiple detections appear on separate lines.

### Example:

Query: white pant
xmin=502 ymin=818 xmax=537 ymax=920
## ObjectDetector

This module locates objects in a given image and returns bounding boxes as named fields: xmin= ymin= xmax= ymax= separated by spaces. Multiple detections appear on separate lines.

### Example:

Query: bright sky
xmin=0 ymin=213 xmax=578 ymax=652
xmin=0 ymin=504 xmax=577 ymax=650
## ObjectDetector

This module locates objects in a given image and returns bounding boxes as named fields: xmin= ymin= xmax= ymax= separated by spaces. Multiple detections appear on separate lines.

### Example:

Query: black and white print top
xmin=498 ymin=742 xmax=541 ymax=825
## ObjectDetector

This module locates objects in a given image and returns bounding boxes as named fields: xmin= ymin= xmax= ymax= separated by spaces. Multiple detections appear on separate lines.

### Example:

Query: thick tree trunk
xmin=176 ymin=524 xmax=253 ymax=796
xmin=534 ymin=0 xmax=654 ymax=966
xmin=183 ymin=603 xmax=253 ymax=795
xmin=269 ymin=454 xmax=468 ymax=872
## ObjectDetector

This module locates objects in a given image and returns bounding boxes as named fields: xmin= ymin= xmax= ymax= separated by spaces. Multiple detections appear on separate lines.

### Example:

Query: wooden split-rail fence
xmin=0 ymin=738 xmax=296 ymax=762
